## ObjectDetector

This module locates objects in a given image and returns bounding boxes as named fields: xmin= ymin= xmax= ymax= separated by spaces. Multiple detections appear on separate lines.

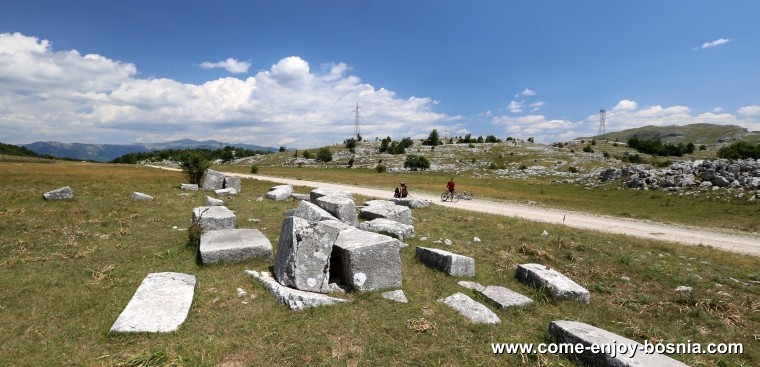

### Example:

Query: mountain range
xmin=21 ymin=139 xmax=280 ymax=162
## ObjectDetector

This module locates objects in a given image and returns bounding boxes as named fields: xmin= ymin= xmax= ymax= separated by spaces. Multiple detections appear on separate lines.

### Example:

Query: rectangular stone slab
xmin=200 ymin=229 xmax=272 ymax=264
xmin=438 ymin=292 xmax=500 ymax=324
xmin=110 ymin=272 xmax=196 ymax=333
xmin=202 ymin=169 xmax=225 ymax=191
xmin=549 ymin=320 xmax=689 ymax=367
xmin=315 ymin=195 xmax=358 ymax=226
xmin=516 ymin=263 xmax=589 ymax=304
xmin=477 ymin=285 xmax=533 ymax=308
xmin=273 ymin=217 xmax=340 ymax=293
xmin=192 ymin=206 xmax=236 ymax=231
xmin=415 ymin=246 xmax=475 ymax=277
xmin=358 ymin=218 xmax=415 ymax=240
xmin=245 ymin=270 xmax=348 ymax=311
xmin=331 ymin=228 xmax=402 ymax=292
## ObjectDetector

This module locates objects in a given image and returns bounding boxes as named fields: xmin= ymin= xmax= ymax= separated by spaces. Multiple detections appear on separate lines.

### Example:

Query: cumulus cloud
xmin=492 ymin=114 xmax=576 ymax=143
xmin=507 ymin=100 xmax=524 ymax=113
xmin=199 ymin=58 xmax=251 ymax=73
xmin=0 ymin=32 xmax=453 ymax=147
xmin=612 ymin=99 xmax=637 ymax=111
xmin=529 ymin=101 xmax=545 ymax=112
xmin=697 ymin=38 xmax=731 ymax=49
xmin=738 ymin=105 xmax=760 ymax=116
xmin=521 ymin=88 xmax=535 ymax=96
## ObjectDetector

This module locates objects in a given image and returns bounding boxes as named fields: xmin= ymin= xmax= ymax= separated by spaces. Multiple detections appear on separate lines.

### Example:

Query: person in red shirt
xmin=445 ymin=178 xmax=456 ymax=193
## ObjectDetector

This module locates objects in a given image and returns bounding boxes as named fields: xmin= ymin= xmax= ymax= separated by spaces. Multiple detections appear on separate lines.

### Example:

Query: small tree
xmin=178 ymin=152 xmax=211 ymax=184
xmin=316 ymin=147 xmax=333 ymax=162
xmin=250 ymin=164 xmax=259 ymax=174
xmin=422 ymin=129 xmax=441 ymax=146
xmin=347 ymin=157 xmax=355 ymax=168
xmin=404 ymin=155 xmax=430 ymax=171
xmin=279 ymin=146 xmax=286 ymax=152
xmin=583 ymin=145 xmax=594 ymax=153
xmin=344 ymin=138 xmax=357 ymax=150
xmin=303 ymin=150 xmax=312 ymax=159
xmin=375 ymin=164 xmax=386 ymax=173
xmin=527 ymin=137 xmax=534 ymax=143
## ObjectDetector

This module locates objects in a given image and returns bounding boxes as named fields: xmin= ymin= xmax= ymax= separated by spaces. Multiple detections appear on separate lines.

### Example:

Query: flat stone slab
xmin=206 ymin=196 xmax=224 ymax=206
xmin=478 ymin=285 xmax=533 ymax=308
xmin=438 ymin=292 xmax=500 ymax=324
xmin=291 ymin=193 xmax=310 ymax=201
xmin=110 ymin=272 xmax=196 ymax=333
xmin=200 ymin=229 xmax=272 ymax=264
xmin=391 ymin=198 xmax=430 ymax=209
xmin=215 ymin=188 xmax=237 ymax=196
xmin=360 ymin=200 xmax=413 ymax=225
xmin=358 ymin=218 xmax=415 ymax=240
xmin=223 ymin=176 xmax=241 ymax=193
xmin=315 ymin=195 xmax=358 ymax=226
xmin=458 ymin=280 xmax=485 ymax=292
xmin=266 ymin=184 xmax=293 ymax=201
xmin=516 ymin=263 xmax=590 ymax=304
xmin=192 ymin=206 xmax=236 ymax=231
xmin=245 ymin=270 xmax=348 ymax=311
xmin=274 ymin=217 xmax=340 ymax=293
xmin=549 ymin=320 xmax=689 ymax=367
xmin=132 ymin=192 xmax=153 ymax=201
xmin=332 ymin=228 xmax=402 ymax=292
xmin=180 ymin=183 xmax=198 ymax=190
xmin=202 ymin=169 xmax=225 ymax=191
xmin=310 ymin=187 xmax=353 ymax=202
xmin=415 ymin=247 xmax=475 ymax=277
xmin=291 ymin=200 xmax=338 ymax=222
xmin=43 ymin=186 xmax=73 ymax=200
xmin=381 ymin=289 xmax=408 ymax=303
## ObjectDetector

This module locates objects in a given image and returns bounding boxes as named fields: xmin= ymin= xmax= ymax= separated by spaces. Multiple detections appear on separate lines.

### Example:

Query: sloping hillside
xmin=597 ymin=123 xmax=760 ymax=145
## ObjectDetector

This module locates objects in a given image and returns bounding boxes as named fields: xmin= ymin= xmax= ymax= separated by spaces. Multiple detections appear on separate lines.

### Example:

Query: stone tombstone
xmin=223 ymin=176 xmax=241 ymax=193
xmin=516 ymin=263 xmax=590 ymax=304
xmin=273 ymin=217 xmax=341 ymax=293
xmin=192 ymin=206 xmax=236 ymax=231
xmin=360 ymin=200 xmax=413 ymax=225
xmin=315 ymin=195 xmax=358 ymax=226
xmin=331 ymin=228 xmax=402 ymax=292
xmin=132 ymin=192 xmax=154 ymax=201
xmin=202 ymin=169 xmax=225 ymax=191
xmin=438 ymin=292 xmax=500 ymax=324
xmin=415 ymin=246 xmax=475 ymax=277
xmin=200 ymin=229 xmax=272 ymax=264
xmin=245 ymin=270 xmax=348 ymax=311
xmin=109 ymin=272 xmax=196 ymax=333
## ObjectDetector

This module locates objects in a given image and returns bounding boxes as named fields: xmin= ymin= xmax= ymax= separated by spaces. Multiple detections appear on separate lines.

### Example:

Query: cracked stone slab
xmin=315 ymin=195 xmax=358 ymax=226
xmin=516 ymin=263 xmax=589 ymax=304
xmin=202 ymin=169 xmax=225 ymax=191
xmin=110 ymin=272 xmax=196 ymax=333
xmin=291 ymin=200 xmax=338 ymax=222
xmin=332 ymin=228 xmax=402 ymax=292
xmin=309 ymin=187 xmax=354 ymax=202
xmin=358 ymin=218 xmax=415 ymax=240
xmin=273 ymin=217 xmax=340 ymax=293
xmin=415 ymin=246 xmax=475 ymax=277
xmin=206 ymin=196 xmax=224 ymax=206
xmin=478 ymin=285 xmax=533 ymax=308
xmin=223 ymin=176 xmax=241 ymax=193
xmin=457 ymin=280 xmax=485 ymax=292
xmin=43 ymin=186 xmax=73 ymax=200
xmin=438 ymin=292 xmax=500 ymax=324
xmin=381 ymin=289 xmax=408 ymax=303
xmin=360 ymin=200 xmax=413 ymax=225
xmin=192 ymin=206 xmax=236 ymax=231
xmin=266 ymin=184 xmax=293 ymax=201
xmin=132 ymin=192 xmax=153 ymax=201
xmin=200 ymin=229 xmax=272 ymax=264
xmin=291 ymin=193 xmax=310 ymax=201
xmin=549 ymin=320 xmax=689 ymax=367
xmin=245 ymin=270 xmax=348 ymax=311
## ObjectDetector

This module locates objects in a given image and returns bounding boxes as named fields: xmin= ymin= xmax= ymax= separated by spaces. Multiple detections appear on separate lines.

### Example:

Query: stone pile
xmin=575 ymin=158 xmax=760 ymax=198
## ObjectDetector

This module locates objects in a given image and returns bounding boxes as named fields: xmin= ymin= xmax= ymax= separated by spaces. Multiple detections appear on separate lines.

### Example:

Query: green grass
xmin=1 ymin=162 xmax=758 ymax=366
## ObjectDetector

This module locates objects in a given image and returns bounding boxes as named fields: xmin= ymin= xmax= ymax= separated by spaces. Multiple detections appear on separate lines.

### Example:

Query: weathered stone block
xmin=273 ymin=217 xmax=340 ymax=293
xmin=110 ymin=272 xmax=196 ymax=333
xmin=391 ymin=198 xmax=430 ymax=208
xmin=202 ymin=169 xmax=225 ymax=191
xmin=215 ymin=188 xmax=237 ymax=196
xmin=291 ymin=193 xmax=310 ymax=201
xmin=223 ymin=176 xmax=241 ymax=193
xmin=43 ymin=186 xmax=73 ymax=200
xmin=205 ymin=196 xmax=224 ymax=206
xmin=549 ymin=320 xmax=689 ymax=366
xmin=478 ymin=285 xmax=533 ymax=308
xmin=266 ymin=184 xmax=293 ymax=201
xmin=315 ymin=195 xmax=358 ymax=226
xmin=415 ymin=246 xmax=475 ymax=277
xmin=438 ymin=292 xmax=500 ymax=324
xmin=200 ymin=229 xmax=272 ymax=264
xmin=245 ymin=270 xmax=348 ymax=311
xmin=291 ymin=200 xmax=338 ymax=222
xmin=192 ymin=206 xmax=236 ymax=231
xmin=360 ymin=200 xmax=412 ymax=225
xmin=132 ymin=192 xmax=153 ymax=201
xmin=381 ymin=289 xmax=408 ymax=303
xmin=331 ymin=228 xmax=402 ymax=292
xmin=516 ymin=263 xmax=589 ymax=303
xmin=358 ymin=218 xmax=415 ymax=240
xmin=309 ymin=187 xmax=353 ymax=202
xmin=180 ymin=183 xmax=198 ymax=190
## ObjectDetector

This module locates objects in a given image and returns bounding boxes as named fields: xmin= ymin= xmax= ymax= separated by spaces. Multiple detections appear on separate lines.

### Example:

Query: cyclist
xmin=445 ymin=178 xmax=456 ymax=194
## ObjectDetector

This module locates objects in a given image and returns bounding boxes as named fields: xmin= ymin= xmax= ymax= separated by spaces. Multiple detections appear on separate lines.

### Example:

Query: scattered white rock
xmin=438 ymin=292 xmax=500 ymax=324
xmin=457 ymin=280 xmax=485 ymax=292
xmin=43 ymin=186 xmax=73 ymax=200
xmin=674 ymin=286 xmax=693 ymax=293
xmin=620 ymin=276 xmax=631 ymax=282
xmin=541 ymin=230 xmax=548 ymax=236
xmin=444 ymin=239 xmax=453 ymax=246
xmin=381 ymin=289 xmax=408 ymax=303
xmin=237 ymin=288 xmax=248 ymax=298
xmin=473 ymin=237 xmax=481 ymax=242
xmin=132 ymin=192 xmax=154 ymax=201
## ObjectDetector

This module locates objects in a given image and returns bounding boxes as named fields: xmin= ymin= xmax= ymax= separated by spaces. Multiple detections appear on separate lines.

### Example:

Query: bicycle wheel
xmin=451 ymin=193 xmax=460 ymax=203
xmin=441 ymin=192 xmax=449 ymax=202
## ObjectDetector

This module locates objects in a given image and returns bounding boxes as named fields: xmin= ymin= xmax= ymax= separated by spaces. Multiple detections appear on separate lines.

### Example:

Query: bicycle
xmin=459 ymin=191 xmax=473 ymax=200
xmin=441 ymin=190 xmax=460 ymax=202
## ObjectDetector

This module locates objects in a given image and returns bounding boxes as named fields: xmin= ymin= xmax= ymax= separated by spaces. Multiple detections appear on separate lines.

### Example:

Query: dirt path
xmin=152 ymin=166 xmax=760 ymax=257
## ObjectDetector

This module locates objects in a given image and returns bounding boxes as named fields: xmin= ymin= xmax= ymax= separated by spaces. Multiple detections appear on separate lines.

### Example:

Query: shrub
xmin=568 ymin=166 xmax=578 ymax=173
xmin=303 ymin=150 xmax=312 ymax=159
xmin=583 ymin=145 xmax=594 ymax=153
xmin=347 ymin=157 xmax=354 ymax=168
xmin=422 ymin=129 xmax=441 ymax=146
xmin=716 ymin=141 xmax=760 ymax=159
xmin=279 ymin=146 xmax=286 ymax=152
xmin=250 ymin=164 xmax=259 ymax=174
xmin=316 ymin=147 xmax=333 ymax=162
xmin=344 ymin=138 xmax=357 ymax=150
xmin=375 ymin=164 xmax=386 ymax=173
xmin=519 ymin=164 xmax=527 ymax=170
xmin=404 ymin=155 xmax=430 ymax=171
xmin=699 ymin=144 xmax=707 ymax=151
xmin=178 ymin=152 xmax=211 ymax=184
xmin=602 ymin=151 xmax=610 ymax=159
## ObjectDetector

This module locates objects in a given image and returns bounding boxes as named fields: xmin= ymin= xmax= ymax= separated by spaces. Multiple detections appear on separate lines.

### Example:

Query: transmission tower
xmin=444 ymin=129 xmax=452 ymax=140
xmin=353 ymin=102 xmax=362 ymax=138
xmin=598 ymin=108 xmax=606 ymax=137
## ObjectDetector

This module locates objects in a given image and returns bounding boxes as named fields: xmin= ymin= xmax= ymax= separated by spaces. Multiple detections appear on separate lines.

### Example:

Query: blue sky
xmin=2 ymin=0 xmax=759 ymax=148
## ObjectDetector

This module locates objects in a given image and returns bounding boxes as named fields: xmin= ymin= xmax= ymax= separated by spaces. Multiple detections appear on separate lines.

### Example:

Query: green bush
xmin=178 ymin=152 xmax=211 ymax=184
xmin=422 ymin=129 xmax=441 ymax=146
xmin=250 ymin=164 xmax=259 ymax=174
xmin=375 ymin=164 xmax=387 ymax=173
xmin=303 ymin=150 xmax=312 ymax=159
xmin=716 ymin=141 xmax=760 ymax=159
xmin=583 ymin=145 xmax=594 ymax=153
xmin=347 ymin=157 xmax=354 ymax=168
xmin=316 ymin=147 xmax=333 ymax=162
xmin=403 ymin=155 xmax=430 ymax=171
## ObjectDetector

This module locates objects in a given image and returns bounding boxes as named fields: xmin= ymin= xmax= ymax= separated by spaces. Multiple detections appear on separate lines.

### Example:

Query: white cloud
xmin=507 ymin=100 xmax=524 ymax=113
xmin=0 ymin=32 xmax=453 ymax=148
xmin=521 ymin=88 xmax=536 ymax=96
xmin=529 ymin=101 xmax=545 ymax=112
xmin=200 ymin=58 xmax=251 ymax=73
xmin=698 ymin=38 xmax=730 ymax=49
xmin=612 ymin=99 xmax=637 ymax=112
xmin=738 ymin=105 xmax=760 ymax=117
xmin=492 ymin=114 xmax=576 ymax=142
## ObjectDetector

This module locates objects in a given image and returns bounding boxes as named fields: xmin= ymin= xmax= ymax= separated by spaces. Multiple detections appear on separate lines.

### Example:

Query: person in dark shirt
xmin=445 ymin=178 xmax=455 ymax=193
xmin=394 ymin=182 xmax=409 ymax=198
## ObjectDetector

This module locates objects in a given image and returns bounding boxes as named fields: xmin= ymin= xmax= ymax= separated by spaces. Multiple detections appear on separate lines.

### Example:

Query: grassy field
xmin=220 ymin=165 xmax=760 ymax=234
xmin=1 ymin=162 xmax=758 ymax=367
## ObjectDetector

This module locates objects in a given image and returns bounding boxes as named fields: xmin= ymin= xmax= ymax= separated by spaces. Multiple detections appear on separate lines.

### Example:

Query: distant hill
xmin=594 ymin=123 xmax=760 ymax=145
xmin=22 ymin=140 xmax=280 ymax=162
